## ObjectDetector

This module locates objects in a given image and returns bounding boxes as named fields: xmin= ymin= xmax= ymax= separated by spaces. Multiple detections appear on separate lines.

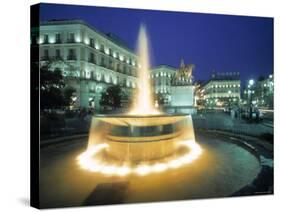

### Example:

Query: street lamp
xmin=249 ymin=79 xmax=254 ymax=86
xmin=248 ymin=79 xmax=255 ymax=120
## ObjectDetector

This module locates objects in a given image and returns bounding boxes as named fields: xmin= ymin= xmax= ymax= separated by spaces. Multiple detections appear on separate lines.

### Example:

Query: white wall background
xmin=0 ymin=0 xmax=280 ymax=211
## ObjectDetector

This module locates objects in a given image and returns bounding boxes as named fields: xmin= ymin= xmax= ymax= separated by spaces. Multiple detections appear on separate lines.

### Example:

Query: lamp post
xmin=248 ymin=79 xmax=254 ymax=120
xmin=228 ymin=90 xmax=232 ymax=108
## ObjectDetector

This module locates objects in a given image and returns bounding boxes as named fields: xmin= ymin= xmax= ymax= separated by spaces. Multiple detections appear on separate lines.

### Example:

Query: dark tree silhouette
xmin=38 ymin=61 xmax=75 ymax=110
xmin=100 ymin=85 xmax=122 ymax=109
xmin=63 ymin=86 xmax=76 ymax=107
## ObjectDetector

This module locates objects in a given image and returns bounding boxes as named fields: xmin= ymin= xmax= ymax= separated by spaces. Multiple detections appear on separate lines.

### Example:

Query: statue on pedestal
xmin=172 ymin=59 xmax=195 ymax=86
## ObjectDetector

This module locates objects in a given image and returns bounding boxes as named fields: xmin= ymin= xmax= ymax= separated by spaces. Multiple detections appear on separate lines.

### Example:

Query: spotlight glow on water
xmin=77 ymin=140 xmax=202 ymax=177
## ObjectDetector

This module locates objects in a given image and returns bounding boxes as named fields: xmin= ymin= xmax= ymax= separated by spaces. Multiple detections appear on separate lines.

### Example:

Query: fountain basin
xmin=83 ymin=114 xmax=198 ymax=165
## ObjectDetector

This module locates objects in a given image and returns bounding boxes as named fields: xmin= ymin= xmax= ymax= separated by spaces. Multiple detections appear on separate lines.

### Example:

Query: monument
xmin=169 ymin=59 xmax=197 ymax=114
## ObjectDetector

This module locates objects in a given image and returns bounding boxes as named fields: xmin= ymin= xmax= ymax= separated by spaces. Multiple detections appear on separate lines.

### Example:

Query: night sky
xmin=40 ymin=3 xmax=273 ymax=83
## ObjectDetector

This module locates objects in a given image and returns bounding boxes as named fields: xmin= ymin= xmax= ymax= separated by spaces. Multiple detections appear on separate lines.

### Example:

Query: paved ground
xmin=39 ymin=131 xmax=267 ymax=208
xmin=193 ymin=111 xmax=273 ymax=137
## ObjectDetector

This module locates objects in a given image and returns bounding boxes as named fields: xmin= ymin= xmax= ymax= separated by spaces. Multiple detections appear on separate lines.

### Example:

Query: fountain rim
xmin=92 ymin=113 xmax=192 ymax=118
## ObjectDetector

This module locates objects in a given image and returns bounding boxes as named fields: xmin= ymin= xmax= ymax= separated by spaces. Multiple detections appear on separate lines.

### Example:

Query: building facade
xmin=32 ymin=19 xmax=139 ymax=110
xmin=200 ymin=72 xmax=241 ymax=108
xmin=242 ymin=74 xmax=274 ymax=109
xmin=150 ymin=65 xmax=176 ymax=105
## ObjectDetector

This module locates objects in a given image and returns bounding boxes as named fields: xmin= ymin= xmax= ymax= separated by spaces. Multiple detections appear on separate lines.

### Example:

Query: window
xmin=90 ymin=71 xmax=95 ymax=79
xmin=100 ymin=44 xmax=105 ymax=53
xmin=109 ymin=59 xmax=113 ymax=69
xmin=67 ymin=49 xmax=76 ymax=60
xmin=123 ymin=65 xmax=127 ymax=73
xmin=89 ymin=53 xmax=96 ymax=64
xmin=55 ymin=33 xmax=61 ymax=43
xmin=109 ymin=48 xmax=112 ymax=56
xmin=55 ymin=49 xmax=61 ymax=60
xmin=43 ymin=34 xmax=49 ymax=44
xmin=117 ymin=63 xmax=121 ymax=72
xmin=90 ymin=38 xmax=95 ymax=47
xmin=68 ymin=33 xmax=75 ymax=43
xmin=101 ymin=57 xmax=106 ymax=67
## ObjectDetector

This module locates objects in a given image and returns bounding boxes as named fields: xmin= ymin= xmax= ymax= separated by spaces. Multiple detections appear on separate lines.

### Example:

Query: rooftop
xmin=151 ymin=65 xmax=177 ymax=71
xmin=40 ymin=19 xmax=136 ymax=55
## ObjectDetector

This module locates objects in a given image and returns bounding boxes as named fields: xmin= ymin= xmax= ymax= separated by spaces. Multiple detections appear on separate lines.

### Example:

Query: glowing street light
xmin=248 ymin=79 xmax=255 ymax=120
xmin=249 ymin=79 xmax=254 ymax=86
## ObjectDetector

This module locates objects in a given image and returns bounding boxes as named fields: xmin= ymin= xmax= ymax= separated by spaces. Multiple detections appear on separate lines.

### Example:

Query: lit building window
xmin=86 ymin=70 xmax=91 ymax=79
xmin=84 ymin=37 xmax=89 ymax=45
xmin=105 ymin=47 xmax=109 ymax=55
xmin=94 ymin=42 xmax=100 ymax=50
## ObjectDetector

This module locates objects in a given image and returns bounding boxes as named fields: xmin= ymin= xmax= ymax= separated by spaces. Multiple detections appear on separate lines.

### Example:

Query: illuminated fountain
xmin=77 ymin=25 xmax=202 ymax=176
xmin=129 ymin=25 xmax=160 ymax=115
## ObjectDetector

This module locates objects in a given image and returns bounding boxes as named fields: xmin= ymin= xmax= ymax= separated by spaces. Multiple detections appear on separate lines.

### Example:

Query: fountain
xmin=77 ymin=25 xmax=202 ymax=176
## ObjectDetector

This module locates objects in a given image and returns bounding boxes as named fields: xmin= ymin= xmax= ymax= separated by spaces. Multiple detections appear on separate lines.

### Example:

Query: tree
xmin=40 ymin=63 xmax=65 ymax=110
xmin=100 ymin=85 xmax=122 ymax=109
xmin=63 ymin=86 xmax=76 ymax=107
xmin=39 ymin=62 xmax=74 ymax=110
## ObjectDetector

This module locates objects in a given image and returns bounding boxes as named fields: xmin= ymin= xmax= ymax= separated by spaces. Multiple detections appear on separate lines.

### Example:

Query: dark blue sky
xmin=40 ymin=3 xmax=273 ymax=83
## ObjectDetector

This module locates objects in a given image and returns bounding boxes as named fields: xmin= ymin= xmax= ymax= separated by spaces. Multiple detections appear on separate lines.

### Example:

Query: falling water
xmin=129 ymin=25 xmax=160 ymax=115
